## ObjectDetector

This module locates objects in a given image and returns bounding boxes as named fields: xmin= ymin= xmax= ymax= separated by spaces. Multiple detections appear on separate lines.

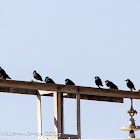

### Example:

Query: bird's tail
xmin=6 ymin=74 xmax=11 ymax=79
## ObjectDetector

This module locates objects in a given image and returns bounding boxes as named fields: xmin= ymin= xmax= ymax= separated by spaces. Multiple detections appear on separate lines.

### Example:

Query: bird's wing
xmin=37 ymin=73 xmax=43 ymax=81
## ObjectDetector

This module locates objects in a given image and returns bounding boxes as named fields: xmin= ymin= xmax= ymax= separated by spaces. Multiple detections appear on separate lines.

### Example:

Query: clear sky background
xmin=0 ymin=0 xmax=140 ymax=139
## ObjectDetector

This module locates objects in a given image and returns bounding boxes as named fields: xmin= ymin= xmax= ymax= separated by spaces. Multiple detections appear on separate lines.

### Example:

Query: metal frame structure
xmin=0 ymin=79 xmax=140 ymax=140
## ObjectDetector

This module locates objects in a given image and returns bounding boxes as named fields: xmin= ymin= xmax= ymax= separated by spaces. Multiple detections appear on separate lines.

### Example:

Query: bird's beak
xmin=124 ymin=80 xmax=126 ymax=81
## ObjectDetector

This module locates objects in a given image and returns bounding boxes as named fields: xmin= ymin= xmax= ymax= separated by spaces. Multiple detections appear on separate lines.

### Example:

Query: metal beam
xmin=76 ymin=94 xmax=81 ymax=138
xmin=0 ymin=86 xmax=37 ymax=95
xmin=0 ymin=80 xmax=139 ymax=99
xmin=37 ymin=94 xmax=42 ymax=138
xmin=54 ymin=92 xmax=62 ymax=138
xmin=80 ymin=94 xmax=123 ymax=103
xmin=55 ymin=139 xmax=139 ymax=140
xmin=0 ymin=87 xmax=123 ymax=103
xmin=60 ymin=134 xmax=79 ymax=139
xmin=38 ymin=91 xmax=123 ymax=103
xmin=42 ymin=138 xmax=135 ymax=140
xmin=61 ymin=93 xmax=64 ymax=134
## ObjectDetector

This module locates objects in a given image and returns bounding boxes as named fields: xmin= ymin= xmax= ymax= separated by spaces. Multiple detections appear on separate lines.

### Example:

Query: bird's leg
xmin=98 ymin=86 xmax=102 ymax=89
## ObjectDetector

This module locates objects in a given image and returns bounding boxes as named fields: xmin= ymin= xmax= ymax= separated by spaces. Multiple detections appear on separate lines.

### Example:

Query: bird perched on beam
xmin=33 ymin=70 xmax=43 ymax=82
xmin=105 ymin=80 xmax=118 ymax=90
xmin=45 ymin=77 xmax=55 ymax=84
xmin=94 ymin=76 xmax=103 ymax=88
xmin=125 ymin=79 xmax=136 ymax=91
xmin=0 ymin=67 xmax=11 ymax=79
xmin=65 ymin=79 xmax=75 ymax=85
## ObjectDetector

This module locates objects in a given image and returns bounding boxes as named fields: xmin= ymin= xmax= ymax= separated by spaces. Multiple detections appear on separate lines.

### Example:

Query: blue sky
xmin=0 ymin=0 xmax=140 ymax=139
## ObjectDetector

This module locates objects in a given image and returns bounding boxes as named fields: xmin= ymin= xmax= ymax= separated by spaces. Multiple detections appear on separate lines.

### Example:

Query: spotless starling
xmin=105 ymin=80 xmax=118 ymax=90
xmin=95 ymin=76 xmax=103 ymax=88
xmin=45 ymin=77 xmax=55 ymax=84
xmin=0 ymin=67 xmax=11 ymax=79
xmin=65 ymin=79 xmax=75 ymax=85
xmin=33 ymin=70 xmax=43 ymax=82
xmin=125 ymin=79 xmax=136 ymax=91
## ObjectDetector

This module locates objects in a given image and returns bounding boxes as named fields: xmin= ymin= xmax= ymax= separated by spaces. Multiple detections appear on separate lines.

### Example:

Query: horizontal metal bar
xmin=80 ymin=94 xmax=123 ymax=103
xmin=60 ymin=134 xmax=79 ymax=139
xmin=0 ymin=79 xmax=139 ymax=99
xmin=0 ymin=86 xmax=37 ymax=95
xmin=58 ymin=139 xmax=137 ymax=140
xmin=38 ymin=91 xmax=123 ymax=103
xmin=0 ymin=86 xmax=123 ymax=103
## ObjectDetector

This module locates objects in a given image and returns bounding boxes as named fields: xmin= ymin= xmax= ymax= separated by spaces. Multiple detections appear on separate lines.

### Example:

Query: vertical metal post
xmin=54 ymin=92 xmax=62 ymax=139
xmin=37 ymin=94 xmax=42 ymax=139
xmin=131 ymin=98 xmax=133 ymax=107
xmin=61 ymin=93 xmax=64 ymax=135
xmin=76 ymin=93 xmax=81 ymax=138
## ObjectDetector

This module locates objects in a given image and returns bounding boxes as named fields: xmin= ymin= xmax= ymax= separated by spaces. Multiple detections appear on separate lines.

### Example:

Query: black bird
xmin=65 ymin=79 xmax=75 ymax=85
xmin=0 ymin=67 xmax=11 ymax=79
xmin=105 ymin=80 xmax=118 ymax=90
xmin=45 ymin=77 xmax=55 ymax=84
xmin=33 ymin=70 xmax=43 ymax=82
xmin=94 ymin=76 xmax=103 ymax=88
xmin=125 ymin=79 xmax=136 ymax=91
